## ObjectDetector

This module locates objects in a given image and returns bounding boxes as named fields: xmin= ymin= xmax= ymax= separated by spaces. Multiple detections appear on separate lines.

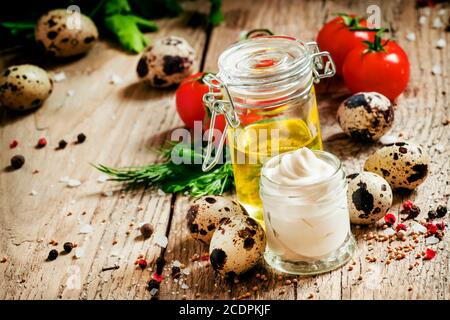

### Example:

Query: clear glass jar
xmin=260 ymin=150 xmax=356 ymax=275
xmin=202 ymin=36 xmax=335 ymax=223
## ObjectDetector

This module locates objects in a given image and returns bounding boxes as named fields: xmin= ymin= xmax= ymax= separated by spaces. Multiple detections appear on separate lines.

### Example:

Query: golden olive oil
xmin=228 ymin=104 xmax=323 ymax=223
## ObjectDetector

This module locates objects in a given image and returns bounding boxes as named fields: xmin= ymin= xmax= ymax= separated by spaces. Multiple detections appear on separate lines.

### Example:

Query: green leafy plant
xmin=103 ymin=0 xmax=158 ymax=53
xmin=94 ymin=142 xmax=234 ymax=197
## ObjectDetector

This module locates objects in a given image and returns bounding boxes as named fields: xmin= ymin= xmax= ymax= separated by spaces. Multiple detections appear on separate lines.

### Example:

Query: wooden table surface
xmin=1 ymin=0 xmax=449 ymax=300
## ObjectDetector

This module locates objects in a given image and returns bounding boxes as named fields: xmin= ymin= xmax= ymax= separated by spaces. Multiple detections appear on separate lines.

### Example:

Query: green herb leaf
xmin=160 ymin=0 xmax=183 ymax=16
xmin=0 ymin=21 xmax=35 ymax=43
xmin=94 ymin=142 xmax=234 ymax=197
xmin=104 ymin=0 xmax=132 ymax=15
xmin=131 ymin=15 xmax=159 ymax=32
xmin=103 ymin=0 xmax=158 ymax=53
xmin=104 ymin=13 xmax=157 ymax=53
xmin=209 ymin=0 xmax=224 ymax=25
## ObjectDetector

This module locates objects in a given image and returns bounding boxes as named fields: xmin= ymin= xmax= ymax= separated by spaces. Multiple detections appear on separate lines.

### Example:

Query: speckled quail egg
xmin=337 ymin=92 xmax=394 ymax=142
xmin=186 ymin=196 xmax=248 ymax=244
xmin=347 ymin=172 xmax=393 ymax=225
xmin=136 ymin=36 xmax=195 ymax=87
xmin=209 ymin=216 xmax=266 ymax=276
xmin=0 ymin=64 xmax=53 ymax=111
xmin=364 ymin=142 xmax=430 ymax=190
xmin=35 ymin=9 xmax=98 ymax=57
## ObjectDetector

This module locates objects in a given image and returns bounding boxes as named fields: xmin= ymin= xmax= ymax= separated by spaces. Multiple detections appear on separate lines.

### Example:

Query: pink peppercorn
xmin=9 ymin=140 xmax=18 ymax=149
xmin=37 ymin=137 xmax=47 ymax=148
xmin=402 ymin=200 xmax=414 ymax=210
xmin=395 ymin=223 xmax=407 ymax=232
xmin=384 ymin=213 xmax=396 ymax=225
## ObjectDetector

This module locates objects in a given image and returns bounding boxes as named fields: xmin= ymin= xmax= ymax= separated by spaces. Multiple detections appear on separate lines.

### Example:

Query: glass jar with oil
xmin=202 ymin=36 xmax=336 ymax=223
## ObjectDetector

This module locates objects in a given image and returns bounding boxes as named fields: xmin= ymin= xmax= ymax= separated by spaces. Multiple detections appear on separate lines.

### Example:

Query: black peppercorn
xmin=47 ymin=249 xmax=58 ymax=261
xmin=77 ymin=133 xmax=86 ymax=143
xmin=427 ymin=210 xmax=437 ymax=220
xmin=10 ymin=155 xmax=25 ymax=169
xmin=155 ymin=256 xmax=165 ymax=275
xmin=402 ymin=204 xmax=421 ymax=221
xmin=58 ymin=139 xmax=68 ymax=149
xmin=140 ymin=223 xmax=153 ymax=239
xmin=436 ymin=205 xmax=447 ymax=218
xmin=63 ymin=242 xmax=73 ymax=253
xmin=171 ymin=266 xmax=181 ymax=278
xmin=147 ymin=279 xmax=160 ymax=291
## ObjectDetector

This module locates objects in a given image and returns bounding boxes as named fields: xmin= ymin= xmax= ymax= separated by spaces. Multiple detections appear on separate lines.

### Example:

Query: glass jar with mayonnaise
xmin=202 ymin=36 xmax=336 ymax=224
xmin=260 ymin=147 xmax=355 ymax=275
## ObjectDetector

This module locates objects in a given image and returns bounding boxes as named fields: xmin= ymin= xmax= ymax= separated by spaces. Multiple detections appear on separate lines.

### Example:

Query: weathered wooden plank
xmin=0 ymin=0 xmax=448 ymax=300
xmin=0 ymin=13 xmax=207 ymax=299
xmin=160 ymin=0 xmax=449 ymax=300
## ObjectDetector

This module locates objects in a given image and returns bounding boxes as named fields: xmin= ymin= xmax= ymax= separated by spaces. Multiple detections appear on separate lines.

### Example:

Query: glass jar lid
xmin=218 ymin=36 xmax=311 ymax=86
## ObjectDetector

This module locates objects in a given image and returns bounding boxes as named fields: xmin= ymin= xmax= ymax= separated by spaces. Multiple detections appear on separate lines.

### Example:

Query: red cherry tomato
xmin=317 ymin=14 xmax=376 ymax=75
xmin=175 ymin=72 xmax=226 ymax=132
xmin=342 ymin=37 xmax=410 ymax=101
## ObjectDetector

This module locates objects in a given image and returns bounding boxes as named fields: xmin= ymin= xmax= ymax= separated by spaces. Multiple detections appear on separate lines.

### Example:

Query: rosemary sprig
xmin=94 ymin=142 xmax=234 ymax=197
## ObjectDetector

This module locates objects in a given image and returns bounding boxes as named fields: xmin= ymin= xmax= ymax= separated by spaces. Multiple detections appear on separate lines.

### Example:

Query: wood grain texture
xmin=0 ymin=13 xmax=207 ymax=299
xmin=0 ymin=0 xmax=449 ymax=300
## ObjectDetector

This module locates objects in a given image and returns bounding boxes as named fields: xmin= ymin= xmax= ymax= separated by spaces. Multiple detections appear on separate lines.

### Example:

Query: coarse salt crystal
xmin=432 ymin=65 xmax=442 ymax=75
xmin=155 ymin=234 xmax=168 ymax=248
xmin=103 ymin=190 xmax=113 ymax=197
xmin=150 ymin=288 xmax=158 ymax=296
xmin=436 ymin=39 xmax=446 ymax=49
xmin=432 ymin=17 xmax=443 ymax=29
xmin=172 ymin=260 xmax=181 ymax=268
xmin=109 ymin=74 xmax=123 ymax=85
xmin=435 ymin=144 xmax=445 ymax=153
xmin=182 ymin=268 xmax=191 ymax=275
xmin=97 ymin=175 xmax=108 ymax=183
xmin=406 ymin=32 xmax=416 ymax=42
xmin=379 ymin=135 xmax=397 ymax=145
xmin=425 ymin=236 xmax=440 ymax=245
xmin=74 ymin=248 xmax=84 ymax=259
xmin=418 ymin=16 xmax=427 ymax=25
xmin=66 ymin=90 xmax=75 ymax=97
xmin=69 ymin=199 xmax=76 ymax=205
xmin=411 ymin=222 xmax=427 ymax=234
xmin=59 ymin=176 xmax=70 ymax=183
xmin=181 ymin=284 xmax=189 ymax=290
xmin=52 ymin=72 xmax=66 ymax=82
xmin=67 ymin=179 xmax=82 ymax=187
xmin=110 ymin=250 xmax=120 ymax=257
xmin=157 ymin=189 xmax=166 ymax=196
xmin=383 ymin=228 xmax=396 ymax=236
xmin=79 ymin=224 xmax=93 ymax=234
xmin=30 ymin=190 xmax=38 ymax=196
